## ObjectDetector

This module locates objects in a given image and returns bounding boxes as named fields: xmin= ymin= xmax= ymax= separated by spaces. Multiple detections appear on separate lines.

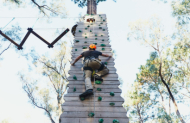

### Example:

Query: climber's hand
xmin=71 ymin=63 xmax=75 ymax=66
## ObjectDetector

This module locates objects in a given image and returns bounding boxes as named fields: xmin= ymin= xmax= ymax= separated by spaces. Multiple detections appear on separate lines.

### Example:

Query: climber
xmin=71 ymin=44 xmax=112 ymax=100
xmin=71 ymin=24 xmax=78 ymax=36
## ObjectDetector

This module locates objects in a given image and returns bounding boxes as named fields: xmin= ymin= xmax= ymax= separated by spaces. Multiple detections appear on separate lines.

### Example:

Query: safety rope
xmin=93 ymin=76 xmax=96 ymax=123
xmin=32 ymin=18 xmax=39 ymax=28
xmin=1 ymin=17 xmax=15 ymax=30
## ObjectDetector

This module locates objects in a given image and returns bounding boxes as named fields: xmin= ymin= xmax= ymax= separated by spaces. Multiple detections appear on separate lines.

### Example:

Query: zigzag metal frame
xmin=0 ymin=28 xmax=70 ymax=50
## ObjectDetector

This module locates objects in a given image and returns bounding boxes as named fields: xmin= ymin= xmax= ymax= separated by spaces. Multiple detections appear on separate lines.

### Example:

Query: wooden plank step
xmin=68 ymin=77 xmax=118 ymax=81
xmin=68 ymin=73 xmax=118 ymax=78
xmin=72 ymin=48 xmax=112 ymax=52
xmin=68 ymin=85 xmax=119 ymax=89
xmin=64 ymin=93 xmax=121 ymax=97
xmin=61 ymin=118 xmax=128 ymax=123
xmin=64 ymin=97 xmax=124 ymax=102
xmin=67 ymin=80 xmax=120 ymax=85
xmin=62 ymin=106 xmax=126 ymax=112
xmin=74 ymin=36 xmax=109 ymax=40
xmin=74 ymin=42 xmax=110 ymax=45
xmin=61 ymin=112 xmax=127 ymax=118
xmin=72 ymin=62 xmax=114 ymax=66
xmin=68 ymin=67 xmax=116 ymax=71
xmin=68 ymin=88 xmax=122 ymax=93
xmin=62 ymin=101 xmax=123 ymax=107
xmin=75 ymin=30 xmax=108 ymax=35
xmin=69 ymin=70 xmax=116 ymax=74
xmin=69 ymin=64 xmax=115 ymax=69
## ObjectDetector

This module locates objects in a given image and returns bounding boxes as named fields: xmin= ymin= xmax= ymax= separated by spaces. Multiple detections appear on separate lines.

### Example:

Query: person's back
xmin=71 ymin=44 xmax=112 ymax=100
xmin=81 ymin=50 xmax=102 ymax=60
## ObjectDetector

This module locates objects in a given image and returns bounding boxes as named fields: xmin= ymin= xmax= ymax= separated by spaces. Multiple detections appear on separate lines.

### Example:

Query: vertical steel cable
xmin=1 ymin=17 xmax=15 ymax=30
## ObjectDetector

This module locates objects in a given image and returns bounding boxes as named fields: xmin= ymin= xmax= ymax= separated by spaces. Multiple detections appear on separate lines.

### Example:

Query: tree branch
xmin=0 ymin=43 xmax=11 ymax=56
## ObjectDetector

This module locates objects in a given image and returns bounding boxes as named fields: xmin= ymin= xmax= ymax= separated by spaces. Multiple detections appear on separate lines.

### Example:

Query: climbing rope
xmin=1 ymin=17 xmax=15 ymax=30
xmin=32 ymin=18 xmax=39 ymax=28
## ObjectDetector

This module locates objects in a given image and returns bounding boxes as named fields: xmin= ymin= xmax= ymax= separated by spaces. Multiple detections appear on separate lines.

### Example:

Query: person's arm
xmin=101 ymin=53 xmax=112 ymax=58
xmin=71 ymin=55 xmax=83 ymax=66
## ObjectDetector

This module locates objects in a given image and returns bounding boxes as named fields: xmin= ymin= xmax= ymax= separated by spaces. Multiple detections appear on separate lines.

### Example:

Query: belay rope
xmin=1 ymin=17 xmax=15 ymax=30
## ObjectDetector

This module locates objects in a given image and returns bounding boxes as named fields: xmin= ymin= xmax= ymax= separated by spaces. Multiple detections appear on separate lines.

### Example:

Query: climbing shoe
xmin=79 ymin=89 xmax=93 ymax=101
xmin=94 ymin=74 xmax=103 ymax=81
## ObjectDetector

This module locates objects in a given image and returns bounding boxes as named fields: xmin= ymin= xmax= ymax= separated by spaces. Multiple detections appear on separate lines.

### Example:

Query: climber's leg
xmin=94 ymin=65 xmax=109 ymax=81
xmin=84 ymin=70 xmax=93 ymax=90
xmin=79 ymin=70 xmax=93 ymax=100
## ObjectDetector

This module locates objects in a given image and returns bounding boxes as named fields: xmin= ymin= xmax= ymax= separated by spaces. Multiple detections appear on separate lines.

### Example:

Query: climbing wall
xmin=61 ymin=14 xmax=129 ymax=123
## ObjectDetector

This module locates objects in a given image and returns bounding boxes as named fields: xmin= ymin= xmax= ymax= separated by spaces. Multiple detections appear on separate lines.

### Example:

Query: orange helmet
xmin=89 ymin=44 xmax=96 ymax=49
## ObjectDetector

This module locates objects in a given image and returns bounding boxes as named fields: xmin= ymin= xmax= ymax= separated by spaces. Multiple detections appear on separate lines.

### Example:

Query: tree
xmin=123 ymin=82 xmax=155 ymax=123
xmin=3 ymin=0 xmax=67 ymax=16
xmin=127 ymin=16 xmax=186 ymax=122
xmin=19 ymin=42 xmax=71 ymax=123
xmin=0 ymin=25 xmax=22 ymax=59
xmin=171 ymin=0 xmax=190 ymax=25
xmin=71 ymin=0 xmax=116 ymax=14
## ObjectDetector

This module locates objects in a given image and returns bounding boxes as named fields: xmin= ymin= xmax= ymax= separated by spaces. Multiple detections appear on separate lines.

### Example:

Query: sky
xmin=0 ymin=0 xmax=189 ymax=122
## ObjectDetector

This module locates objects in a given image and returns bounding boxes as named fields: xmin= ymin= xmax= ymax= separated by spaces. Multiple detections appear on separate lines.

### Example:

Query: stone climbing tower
xmin=60 ymin=14 xmax=129 ymax=123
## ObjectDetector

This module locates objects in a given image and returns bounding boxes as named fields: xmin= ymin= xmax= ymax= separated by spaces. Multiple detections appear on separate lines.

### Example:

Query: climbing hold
xmin=75 ymin=49 xmax=77 ymax=51
xmin=79 ymin=30 xmax=82 ymax=32
xmin=104 ymin=62 xmax=107 ymax=65
xmin=101 ymin=35 xmax=103 ymax=37
xmin=91 ymin=23 xmax=93 ymax=25
xmin=110 ymin=92 xmax=115 ymax=96
xmin=99 ymin=27 xmax=102 ymax=29
xmin=95 ymin=34 xmax=97 ymax=37
xmin=102 ymin=39 xmax=104 ymax=41
xmin=93 ymin=43 xmax=97 ymax=45
xmin=80 ymin=97 xmax=85 ymax=101
xmin=103 ymin=29 xmax=105 ymax=31
xmin=102 ymin=48 xmax=105 ymax=51
xmin=73 ymin=75 xmax=77 ymax=80
xmin=101 ymin=44 xmax=106 ymax=47
xmin=103 ymin=19 xmax=105 ymax=22
xmin=85 ymin=28 xmax=88 ymax=30
xmin=73 ymin=87 xmax=76 ymax=92
xmin=97 ymin=88 xmax=102 ymax=91
xmin=95 ymin=38 xmax=98 ymax=40
xmin=87 ymin=25 xmax=90 ymax=27
xmin=83 ymin=46 xmax=87 ymax=49
xmin=75 ymin=40 xmax=79 ymax=43
xmin=85 ymin=36 xmax=87 ymax=39
xmin=95 ymin=80 xmax=102 ymax=84
xmin=99 ymin=118 xmax=104 ymax=123
xmin=101 ymin=22 xmax=103 ymax=24
xmin=113 ymin=119 xmax=119 ymax=123
xmin=101 ymin=17 xmax=103 ymax=18
xmin=84 ymin=41 xmax=87 ymax=43
xmin=98 ymin=96 xmax=102 ymax=101
xmin=99 ymin=25 xmax=101 ymax=26
xmin=109 ymin=102 xmax=115 ymax=106
xmin=99 ymin=15 xmax=101 ymax=16
xmin=90 ymin=30 xmax=92 ymax=32
xmin=85 ymin=33 xmax=87 ymax=35
xmin=88 ymin=112 xmax=95 ymax=117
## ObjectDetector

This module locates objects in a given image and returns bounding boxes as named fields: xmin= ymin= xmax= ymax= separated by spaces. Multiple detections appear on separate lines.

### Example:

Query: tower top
xmin=87 ymin=0 xmax=97 ymax=15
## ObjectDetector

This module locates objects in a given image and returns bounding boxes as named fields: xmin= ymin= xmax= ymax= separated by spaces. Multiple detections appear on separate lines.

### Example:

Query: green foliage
xmin=71 ymin=0 xmax=117 ymax=8
xmin=126 ymin=16 xmax=190 ymax=122
xmin=19 ymin=42 xmax=70 ymax=123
